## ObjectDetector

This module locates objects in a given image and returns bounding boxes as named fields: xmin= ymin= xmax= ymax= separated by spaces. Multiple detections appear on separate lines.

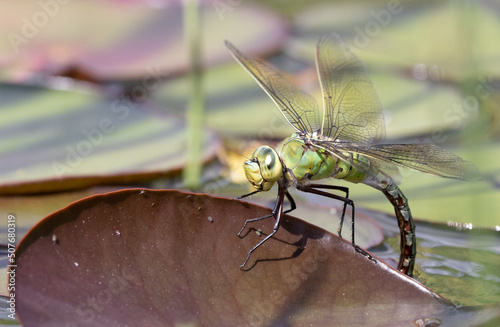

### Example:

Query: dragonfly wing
xmin=314 ymin=140 xmax=480 ymax=182
xmin=325 ymin=142 xmax=481 ymax=181
xmin=365 ymin=144 xmax=482 ymax=181
xmin=316 ymin=34 xmax=385 ymax=144
xmin=225 ymin=41 xmax=321 ymax=134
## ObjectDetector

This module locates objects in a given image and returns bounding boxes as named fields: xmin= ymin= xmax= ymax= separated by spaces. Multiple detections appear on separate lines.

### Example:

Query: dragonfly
xmin=225 ymin=34 xmax=481 ymax=276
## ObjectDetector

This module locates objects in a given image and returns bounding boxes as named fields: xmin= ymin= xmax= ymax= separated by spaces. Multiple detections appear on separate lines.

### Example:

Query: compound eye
xmin=256 ymin=147 xmax=281 ymax=182
xmin=261 ymin=148 xmax=276 ymax=170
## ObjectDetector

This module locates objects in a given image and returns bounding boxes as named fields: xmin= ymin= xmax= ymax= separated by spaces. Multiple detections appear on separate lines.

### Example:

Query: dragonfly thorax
xmin=275 ymin=134 xmax=339 ymax=182
xmin=243 ymin=146 xmax=283 ymax=191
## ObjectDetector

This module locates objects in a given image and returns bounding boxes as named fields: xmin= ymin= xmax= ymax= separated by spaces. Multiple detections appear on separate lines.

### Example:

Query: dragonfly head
xmin=244 ymin=146 xmax=282 ymax=192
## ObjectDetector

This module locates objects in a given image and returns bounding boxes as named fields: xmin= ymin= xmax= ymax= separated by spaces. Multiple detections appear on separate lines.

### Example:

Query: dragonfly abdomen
xmin=380 ymin=181 xmax=416 ymax=275
xmin=330 ymin=155 xmax=367 ymax=183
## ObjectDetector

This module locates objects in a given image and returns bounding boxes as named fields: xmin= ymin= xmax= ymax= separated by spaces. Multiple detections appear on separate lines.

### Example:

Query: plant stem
xmin=182 ymin=0 xmax=204 ymax=189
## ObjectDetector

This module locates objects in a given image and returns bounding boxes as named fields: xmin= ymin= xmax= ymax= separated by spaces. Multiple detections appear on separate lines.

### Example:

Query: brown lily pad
xmin=0 ymin=1 xmax=287 ymax=81
xmin=14 ymin=189 xmax=496 ymax=326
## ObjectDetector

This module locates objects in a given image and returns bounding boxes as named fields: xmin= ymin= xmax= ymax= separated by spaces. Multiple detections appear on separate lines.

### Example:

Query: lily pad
xmin=0 ymin=84 xmax=220 ymax=194
xmin=295 ymin=1 xmax=500 ymax=80
xmin=14 ymin=189 xmax=499 ymax=326
xmin=0 ymin=1 xmax=287 ymax=81
xmin=0 ymin=187 xmax=124 ymax=241
xmin=153 ymin=61 xmax=292 ymax=138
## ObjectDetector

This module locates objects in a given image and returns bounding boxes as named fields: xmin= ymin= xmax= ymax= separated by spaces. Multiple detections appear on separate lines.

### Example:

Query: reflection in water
xmin=418 ymin=245 xmax=500 ymax=306
xmin=367 ymin=207 xmax=500 ymax=306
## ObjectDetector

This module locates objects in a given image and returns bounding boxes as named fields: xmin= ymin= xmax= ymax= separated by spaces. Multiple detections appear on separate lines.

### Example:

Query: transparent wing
xmin=316 ymin=140 xmax=481 ymax=181
xmin=225 ymin=40 xmax=321 ymax=134
xmin=316 ymin=33 xmax=385 ymax=144
xmin=366 ymin=144 xmax=482 ymax=180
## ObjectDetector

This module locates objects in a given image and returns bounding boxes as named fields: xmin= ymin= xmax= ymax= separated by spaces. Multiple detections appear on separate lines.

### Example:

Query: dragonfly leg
xmin=235 ymin=190 xmax=260 ymax=200
xmin=237 ymin=190 xmax=296 ymax=236
xmin=311 ymin=184 xmax=349 ymax=237
xmin=354 ymin=245 xmax=377 ymax=263
xmin=240 ymin=214 xmax=283 ymax=268
xmin=283 ymin=190 xmax=297 ymax=214
xmin=298 ymin=184 xmax=377 ymax=264
xmin=237 ymin=213 xmax=273 ymax=236
xmin=296 ymin=184 xmax=352 ymax=240
xmin=239 ymin=185 xmax=287 ymax=269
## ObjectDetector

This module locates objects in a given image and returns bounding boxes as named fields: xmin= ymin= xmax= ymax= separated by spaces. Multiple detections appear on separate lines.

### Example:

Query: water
xmin=367 ymin=207 xmax=500 ymax=306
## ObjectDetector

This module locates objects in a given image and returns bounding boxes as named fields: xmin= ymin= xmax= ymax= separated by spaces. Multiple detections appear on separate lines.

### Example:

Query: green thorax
xmin=275 ymin=133 xmax=367 ymax=183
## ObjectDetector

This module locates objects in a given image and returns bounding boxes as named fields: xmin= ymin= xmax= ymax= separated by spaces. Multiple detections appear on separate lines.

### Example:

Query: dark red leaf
xmin=15 ymin=189 xmax=486 ymax=326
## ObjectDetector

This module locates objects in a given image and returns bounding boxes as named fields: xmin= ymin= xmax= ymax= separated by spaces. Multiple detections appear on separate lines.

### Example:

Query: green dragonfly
xmin=225 ymin=34 xmax=481 ymax=276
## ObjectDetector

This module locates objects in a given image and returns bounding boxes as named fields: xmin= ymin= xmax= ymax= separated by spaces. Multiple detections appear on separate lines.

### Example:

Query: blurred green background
xmin=0 ymin=0 xmax=499 ymax=316
xmin=1 ymin=0 xmax=498 ymax=226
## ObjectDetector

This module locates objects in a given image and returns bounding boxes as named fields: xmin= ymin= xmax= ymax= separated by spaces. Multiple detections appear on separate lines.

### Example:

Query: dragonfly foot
xmin=354 ymin=245 xmax=377 ymax=263
xmin=239 ymin=252 xmax=252 ymax=269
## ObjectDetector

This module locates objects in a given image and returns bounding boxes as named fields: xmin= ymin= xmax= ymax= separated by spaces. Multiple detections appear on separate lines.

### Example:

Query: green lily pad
xmin=153 ymin=62 xmax=292 ymax=138
xmin=0 ymin=187 xmax=123 ymax=240
xmin=14 ymin=189 xmax=499 ymax=326
xmin=0 ymin=84 xmax=220 ymax=194
xmin=295 ymin=1 xmax=500 ymax=80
